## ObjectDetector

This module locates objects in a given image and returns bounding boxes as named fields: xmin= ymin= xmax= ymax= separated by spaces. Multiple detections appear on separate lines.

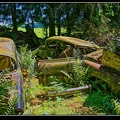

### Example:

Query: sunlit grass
xmin=18 ymin=27 xmax=26 ymax=32
xmin=18 ymin=27 xmax=45 ymax=38
xmin=18 ymin=27 xmax=67 ymax=38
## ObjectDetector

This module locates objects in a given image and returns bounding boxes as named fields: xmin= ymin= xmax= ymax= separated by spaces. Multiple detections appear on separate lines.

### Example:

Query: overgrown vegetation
xmin=0 ymin=69 xmax=17 ymax=115
xmin=0 ymin=44 xmax=120 ymax=115
xmin=0 ymin=3 xmax=120 ymax=115
xmin=18 ymin=46 xmax=120 ymax=115
xmin=18 ymin=44 xmax=37 ymax=77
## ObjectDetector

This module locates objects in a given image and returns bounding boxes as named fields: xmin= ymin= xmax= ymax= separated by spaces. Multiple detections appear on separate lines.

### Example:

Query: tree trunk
xmin=47 ymin=4 xmax=55 ymax=37
xmin=11 ymin=3 xmax=17 ymax=33
xmin=66 ymin=8 xmax=72 ymax=36
xmin=57 ymin=9 xmax=61 ymax=36
xmin=66 ymin=5 xmax=71 ymax=36
xmin=31 ymin=19 xmax=34 ymax=31
xmin=66 ymin=4 xmax=81 ymax=36
xmin=44 ymin=22 xmax=48 ymax=38
xmin=45 ymin=27 xmax=48 ymax=38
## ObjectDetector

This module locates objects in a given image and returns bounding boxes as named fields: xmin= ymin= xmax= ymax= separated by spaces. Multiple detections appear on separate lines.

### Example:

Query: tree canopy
xmin=0 ymin=3 xmax=119 ymax=46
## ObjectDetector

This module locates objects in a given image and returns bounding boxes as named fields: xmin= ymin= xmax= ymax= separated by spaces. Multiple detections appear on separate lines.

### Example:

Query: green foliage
xmin=84 ymin=90 xmax=117 ymax=114
xmin=1 ymin=3 xmax=120 ymax=40
xmin=23 ymin=96 xmax=79 ymax=115
xmin=35 ymin=99 xmax=75 ymax=114
xmin=18 ymin=27 xmax=67 ymax=39
xmin=48 ymin=76 xmax=65 ymax=91
xmin=0 ymin=70 xmax=17 ymax=115
xmin=72 ymin=3 xmax=120 ymax=46
xmin=86 ymin=77 xmax=111 ymax=93
xmin=84 ymin=78 xmax=120 ymax=115
xmin=108 ymin=40 xmax=116 ymax=52
xmin=18 ymin=44 xmax=37 ymax=77
xmin=46 ymin=58 xmax=90 ymax=89
xmin=60 ymin=59 xmax=89 ymax=87
xmin=111 ymin=98 xmax=120 ymax=115
xmin=20 ymin=49 xmax=120 ymax=115
xmin=18 ymin=45 xmax=38 ymax=112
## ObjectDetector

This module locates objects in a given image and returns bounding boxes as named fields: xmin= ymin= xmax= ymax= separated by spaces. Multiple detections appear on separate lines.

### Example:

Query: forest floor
xmin=22 ymin=78 xmax=117 ymax=115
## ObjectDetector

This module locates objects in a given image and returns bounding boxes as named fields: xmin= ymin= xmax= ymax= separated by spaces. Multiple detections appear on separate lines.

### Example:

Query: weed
xmin=111 ymin=98 xmax=120 ymax=115
xmin=108 ymin=41 xmax=116 ymax=52
xmin=60 ymin=58 xmax=89 ymax=87
xmin=18 ymin=44 xmax=37 ymax=77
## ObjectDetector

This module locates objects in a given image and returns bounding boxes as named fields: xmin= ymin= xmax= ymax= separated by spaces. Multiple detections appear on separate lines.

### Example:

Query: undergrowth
xmin=8 ymin=45 xmax=120 ymax=115
xmin=0 ymin=69 xmax=17 ymax=115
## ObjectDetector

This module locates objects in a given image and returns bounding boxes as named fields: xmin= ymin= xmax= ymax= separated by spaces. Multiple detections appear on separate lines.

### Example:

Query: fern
xmin=0 ymin=73 xmax=17 ymax=115
xmin=18 ymin=44 xmax=37 ymax=77
xmin=60 ymin=58 xmax=89 ymax=87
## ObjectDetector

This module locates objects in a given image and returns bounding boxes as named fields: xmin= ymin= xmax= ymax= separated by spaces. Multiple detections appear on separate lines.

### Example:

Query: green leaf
xmin=111 ymin=9 xmax=114 ymax=16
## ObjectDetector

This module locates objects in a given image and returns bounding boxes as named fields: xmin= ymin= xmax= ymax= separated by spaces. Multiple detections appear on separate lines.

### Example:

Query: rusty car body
xmin=37 ymin=36 xmax=101 ymax=84
xmin=0 ymin=37 xmax=24 ymax=113
xmin=84 ymin=49 xmax=120 ymax=96
xmin=37 ymin=36 xmax=120 ymax=96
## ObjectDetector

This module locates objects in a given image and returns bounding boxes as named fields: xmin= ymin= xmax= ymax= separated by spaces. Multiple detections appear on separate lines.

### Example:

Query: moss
xmin=102 ymin=49 xmax=120 ymax=72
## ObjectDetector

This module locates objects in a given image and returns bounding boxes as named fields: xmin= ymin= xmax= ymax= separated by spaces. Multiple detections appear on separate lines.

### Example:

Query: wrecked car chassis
xmin=38 ymin=36 xmax=120 ymax=96
xmin=1 ymin=35 xmax=120 ymax=114
xmin=38 ymin=36 xmax=100 ymax=85
xmin=0 ymin=37 xmax=24 ymax=114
